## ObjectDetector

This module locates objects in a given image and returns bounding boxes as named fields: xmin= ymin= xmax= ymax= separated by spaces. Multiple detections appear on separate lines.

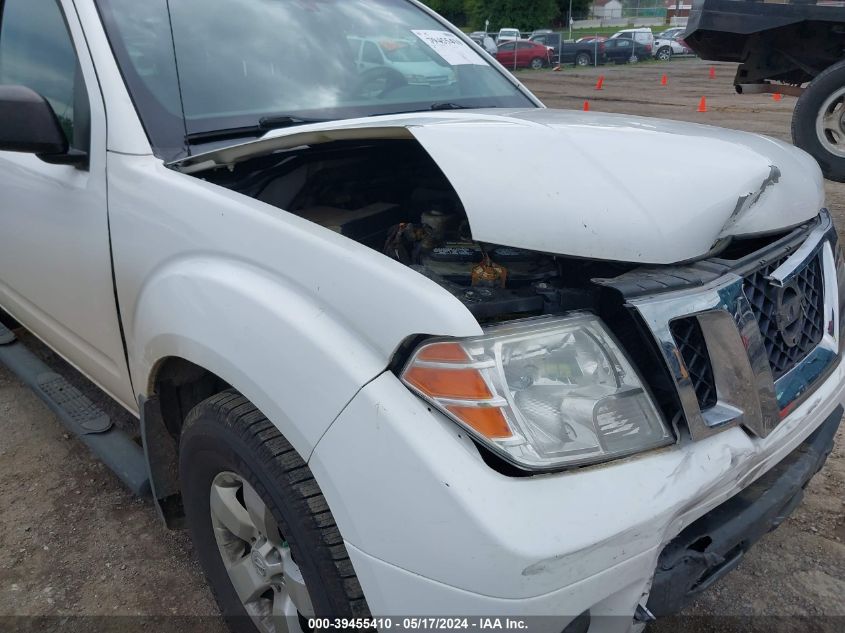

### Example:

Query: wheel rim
xmin=576 ymin=54 xmax=588 ymax=66
xmin=210 ymin=472 xmax=314 ymax=633
xmin=816 ymin=86 xmax=845 ymax=158
xmin=531 ymin=58 xmax=543 ymax=70
xmin=658 ymin=49 xmax=670 ymax=61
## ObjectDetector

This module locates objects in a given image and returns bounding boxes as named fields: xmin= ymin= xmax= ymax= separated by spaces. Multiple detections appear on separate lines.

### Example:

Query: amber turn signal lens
xmin=403 ymin=366 xmax=493 ymax=400
xmin=447 ymin=406 xmax=512 ymax=439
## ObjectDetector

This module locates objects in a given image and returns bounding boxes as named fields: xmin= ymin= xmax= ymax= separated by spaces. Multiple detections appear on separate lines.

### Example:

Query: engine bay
xmin=201 ymin=139 xmax=629 ymax=322
xmin=192 ymin=136 xmax=804 ymax=433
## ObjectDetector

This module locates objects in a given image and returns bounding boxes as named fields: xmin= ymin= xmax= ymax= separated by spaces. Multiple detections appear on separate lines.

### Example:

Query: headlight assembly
xmin=400 ymin=314 xmax=673 ymax=471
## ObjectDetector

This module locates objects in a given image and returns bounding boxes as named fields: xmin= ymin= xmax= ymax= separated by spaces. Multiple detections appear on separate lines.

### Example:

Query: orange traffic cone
xmin=697 ymin=96 xmax=708 ymax=112
xmin=772 ymin=92 xmax=783 ymax=102
xmin=661 ymin=74 xmax=668 ymax=86
xmin=595 ymin=75 xmax=604 ymax=90
xmin=709 ymin=66 xmax=716 ymax=80
xmin=583 ymin=100 xmax=590 ymax=112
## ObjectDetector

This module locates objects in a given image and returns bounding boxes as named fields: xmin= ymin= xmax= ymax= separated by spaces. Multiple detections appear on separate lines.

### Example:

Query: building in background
xmin=666 ymin=0 xmax=693 ymax=20
xmin=592 ymin=0 xmax=624 ymax=19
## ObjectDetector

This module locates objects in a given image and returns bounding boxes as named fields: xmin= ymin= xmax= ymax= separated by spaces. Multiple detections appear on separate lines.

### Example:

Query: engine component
xmin=412 ymin=267 xmax=544 ymax=320
xmin=421 ymin=243 xmax=556 ymax=287
xmin=420 ymin=209 xmax=458 ymax=241
xmin=471 ymin=255 xmax=508 ymax=288
xmin=299 ymin=203 xmax=405 ymax=245
xmin=383 ymin=223 xmax=438 ymax=264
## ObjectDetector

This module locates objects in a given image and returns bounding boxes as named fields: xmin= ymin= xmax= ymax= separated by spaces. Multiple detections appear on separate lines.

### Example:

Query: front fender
xmin=109 ymin=153 xmax=481 ymax=459
xmin=133 ymin=254 xmax=388 ymax=457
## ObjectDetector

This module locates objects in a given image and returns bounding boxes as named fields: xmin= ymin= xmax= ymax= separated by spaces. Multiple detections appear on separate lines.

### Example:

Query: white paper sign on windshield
xmin=412 ymin=30 xmax=487 ymax=66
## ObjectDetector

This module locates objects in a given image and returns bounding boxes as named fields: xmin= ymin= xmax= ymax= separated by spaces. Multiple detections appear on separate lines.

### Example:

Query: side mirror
xmin=0 ymin=85 xmax=87 ymax=166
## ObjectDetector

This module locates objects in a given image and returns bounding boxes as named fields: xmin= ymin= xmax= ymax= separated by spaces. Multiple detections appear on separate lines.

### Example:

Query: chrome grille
xmin=629 ymin=211 xmax=839 ymax=441
xmin=743 ymin=253 xmax=825 ymax=379
xmin=670 ymin=317 xmax=717 ymax=410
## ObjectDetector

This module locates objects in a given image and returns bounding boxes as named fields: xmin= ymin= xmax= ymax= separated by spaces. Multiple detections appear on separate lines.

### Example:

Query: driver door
xmin=0 ymin=0 xmax=135 ymax=409
xmin=497 ymin=42 xmax=516 ymax=66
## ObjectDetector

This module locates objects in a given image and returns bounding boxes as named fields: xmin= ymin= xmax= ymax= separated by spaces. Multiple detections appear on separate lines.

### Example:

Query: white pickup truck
xmin=0 ymin=1 xmax=843 ymax=632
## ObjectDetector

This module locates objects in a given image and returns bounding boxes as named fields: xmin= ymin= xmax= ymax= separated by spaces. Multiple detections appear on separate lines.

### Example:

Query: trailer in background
xmin=685 ymin=0 xmax=845 ymax=181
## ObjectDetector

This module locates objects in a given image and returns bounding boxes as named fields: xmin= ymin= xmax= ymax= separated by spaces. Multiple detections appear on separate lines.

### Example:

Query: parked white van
xmin=610 ymin=27 xmax=655 ymax=49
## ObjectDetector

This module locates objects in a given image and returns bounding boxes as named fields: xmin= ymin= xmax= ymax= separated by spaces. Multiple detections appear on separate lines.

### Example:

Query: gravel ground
xmin=0 ymin=58 xmax=843 ymax=632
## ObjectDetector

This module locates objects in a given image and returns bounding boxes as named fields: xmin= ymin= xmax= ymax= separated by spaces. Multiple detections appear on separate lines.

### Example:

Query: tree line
xmin=420 ymin=0 xmax=593 ymax=31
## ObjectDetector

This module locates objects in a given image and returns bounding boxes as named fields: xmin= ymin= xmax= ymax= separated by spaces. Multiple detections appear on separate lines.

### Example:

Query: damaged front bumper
xmin=647 ymin=405 xmax=842 ymax=617
xmin=308 ymin=350 xmax=845 ymax=631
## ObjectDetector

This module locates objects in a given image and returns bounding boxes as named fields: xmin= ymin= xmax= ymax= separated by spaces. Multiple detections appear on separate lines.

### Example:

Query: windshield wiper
xmin=370 ymin=103 xmax=496 ymax=117
xmin=258 ymin=114 xmax=328 ymax=128
xmin=185 ymin=115 xmax=330 ymax=145
xmin=429 ymin=102 xmax=477 ymax=111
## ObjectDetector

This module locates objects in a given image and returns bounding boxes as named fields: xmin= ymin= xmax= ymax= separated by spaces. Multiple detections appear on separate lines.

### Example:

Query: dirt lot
xmin=1 ymin=59 xmax=844 ymax=631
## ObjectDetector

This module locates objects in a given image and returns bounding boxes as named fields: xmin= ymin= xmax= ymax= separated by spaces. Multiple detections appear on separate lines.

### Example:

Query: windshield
xmin=95 ymin=0 xmax=535 ymax=160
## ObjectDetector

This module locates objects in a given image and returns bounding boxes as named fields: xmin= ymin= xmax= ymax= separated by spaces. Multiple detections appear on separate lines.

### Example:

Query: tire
xmin=575 ymin=52 xmax=591 ymax=67
xmin=656 ymin=46 xmax=672 ymax=62
xmin=792 ymin=59 xmax=845 ymax=182
xmin=628 ymin=54 xmax=639 ymax=64
xmin=180 ymin=390 xmax=369 ymax=633
xmin=530 ymin=57 xmax=544 ymax=70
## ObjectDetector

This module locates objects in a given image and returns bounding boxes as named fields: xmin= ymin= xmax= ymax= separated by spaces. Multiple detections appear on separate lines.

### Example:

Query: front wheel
xmin=574 ymin=52 xmax=591 ymax=67
xmin=530 ymin=57 xmax=544 ymax=70
xmin=180 ymin=391 xmax=370 ymax=633
xmin=656 ymin=47 xmax=672 ymax=62
xmin=792 ymin=59 xmax=845 ymax=182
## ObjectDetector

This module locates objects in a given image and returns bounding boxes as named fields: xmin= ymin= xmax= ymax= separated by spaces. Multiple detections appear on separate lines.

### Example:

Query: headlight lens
xmin=401 ymin=314 xmax=672 ymax=470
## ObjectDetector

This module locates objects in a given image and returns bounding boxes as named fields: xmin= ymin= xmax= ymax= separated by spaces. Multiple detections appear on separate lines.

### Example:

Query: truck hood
xmin=173 ymin=109 xmax=825 ymax=264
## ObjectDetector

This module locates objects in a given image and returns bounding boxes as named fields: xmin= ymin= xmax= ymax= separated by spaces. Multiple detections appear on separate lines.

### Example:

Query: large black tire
xmin=180 ymin=390 xmax=369 ymax=632
xmin=792 ymin=59 xmax=845 ymax=182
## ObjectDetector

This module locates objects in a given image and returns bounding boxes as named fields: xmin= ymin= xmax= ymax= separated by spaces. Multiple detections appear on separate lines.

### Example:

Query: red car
xmin=576 ymin=35 xmax=608 ymax=44
xmin=495 ymin=40 xmax=552 ymax=70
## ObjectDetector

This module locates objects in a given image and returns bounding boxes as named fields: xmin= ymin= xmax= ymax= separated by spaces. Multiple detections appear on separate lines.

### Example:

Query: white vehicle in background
xmin=610 ymin=27 xmax=655 ymax=49
xmin=349 ymin=36 xmax=456 ymax=88
xmin=653 ymin=32 xmax=695 ymax=61
xmin=496 ymin=27 xmax=520 ymax=43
